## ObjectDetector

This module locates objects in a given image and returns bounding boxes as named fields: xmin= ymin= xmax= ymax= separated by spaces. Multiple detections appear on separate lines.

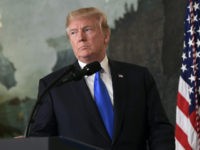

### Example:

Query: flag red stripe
xmin=177 ymin=92 xmax=198 ymax=133
xmin=177 ymin=92 xmax=197 ymax=132
xmin=175 ymin=124 xmax=192 ymax=150
xmin=177 ymin=92 xmax=189 ymax=116
xmin=189 ymin=110 xmax=198 ymax=132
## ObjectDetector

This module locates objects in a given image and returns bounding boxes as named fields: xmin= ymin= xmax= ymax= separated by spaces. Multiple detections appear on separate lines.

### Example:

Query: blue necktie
xmin=94 ymin=71 xmax=114 ymax=139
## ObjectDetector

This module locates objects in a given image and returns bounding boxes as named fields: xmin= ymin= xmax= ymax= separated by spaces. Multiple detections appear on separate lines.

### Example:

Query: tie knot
xmin=95 ymin=68 xmax=105 ymax=78
xmin=94 ymin=71 xmax=103 ymax=83
xmin=95 ymin=71 xmax=101 ymax=77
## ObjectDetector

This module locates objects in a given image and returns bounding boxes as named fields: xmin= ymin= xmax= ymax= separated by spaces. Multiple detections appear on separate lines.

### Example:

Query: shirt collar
xmin=78 ymin=56 xmax=109 ymax=74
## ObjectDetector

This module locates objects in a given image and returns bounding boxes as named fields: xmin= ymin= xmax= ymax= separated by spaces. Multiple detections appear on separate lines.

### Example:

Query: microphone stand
xmin=25 ymin=65 xmax=75 ymax=137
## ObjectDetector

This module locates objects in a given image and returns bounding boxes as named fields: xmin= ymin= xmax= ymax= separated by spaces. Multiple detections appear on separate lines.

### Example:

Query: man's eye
xmin=84 ymin=28 xmax=92 ymax=32
xmin=70 ymin=31 xmax=77 ymax=35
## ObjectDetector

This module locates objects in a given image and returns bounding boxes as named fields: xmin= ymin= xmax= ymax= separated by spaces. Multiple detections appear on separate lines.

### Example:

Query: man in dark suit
xmin=27 ymin=7 xmax=175 ymax=150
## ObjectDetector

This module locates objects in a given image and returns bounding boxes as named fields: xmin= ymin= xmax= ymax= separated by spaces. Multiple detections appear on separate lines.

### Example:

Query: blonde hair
xmin=66 ymin=7 xmax=110 ymax=35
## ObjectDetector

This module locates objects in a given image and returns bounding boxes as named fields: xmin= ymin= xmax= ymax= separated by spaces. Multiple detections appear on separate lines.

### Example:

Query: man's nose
xmin=77 ymin=31 xmax=86 ymax=42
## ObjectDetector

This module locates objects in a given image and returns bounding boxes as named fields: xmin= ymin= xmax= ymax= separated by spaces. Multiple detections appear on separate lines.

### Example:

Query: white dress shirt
xmin=78 ymin=56 xmax=114 ymax=105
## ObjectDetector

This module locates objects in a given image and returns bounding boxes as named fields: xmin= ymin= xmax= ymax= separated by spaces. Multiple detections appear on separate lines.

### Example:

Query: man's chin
xmin=78 ymin=56 xmax=97 ymax=64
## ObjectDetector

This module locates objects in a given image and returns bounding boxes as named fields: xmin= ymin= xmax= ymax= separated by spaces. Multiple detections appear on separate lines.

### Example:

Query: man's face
xmin=67 ymin=17 xmax=110 ymax=63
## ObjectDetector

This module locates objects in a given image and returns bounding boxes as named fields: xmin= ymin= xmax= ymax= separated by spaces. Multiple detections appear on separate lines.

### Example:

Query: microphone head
xmin=71 ymin=61 xmax=102 ymax=81
xmin=83 ymin=61 xmax=102 ymax=76
xmin=60 ymin=61 xmax=102 ymax=83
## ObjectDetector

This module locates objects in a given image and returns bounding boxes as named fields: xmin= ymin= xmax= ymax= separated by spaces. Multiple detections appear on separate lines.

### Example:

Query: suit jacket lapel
xmin=109 ymin=60 xmax=128 ymax=144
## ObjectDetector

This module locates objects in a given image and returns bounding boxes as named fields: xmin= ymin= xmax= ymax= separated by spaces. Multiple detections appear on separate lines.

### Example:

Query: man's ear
xmin=104 ymin=30 xmax=111 ymax=45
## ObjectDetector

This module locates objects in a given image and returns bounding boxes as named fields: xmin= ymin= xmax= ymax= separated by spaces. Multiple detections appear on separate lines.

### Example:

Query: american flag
xmin=175 ymin=0 xmax=200 ymax=149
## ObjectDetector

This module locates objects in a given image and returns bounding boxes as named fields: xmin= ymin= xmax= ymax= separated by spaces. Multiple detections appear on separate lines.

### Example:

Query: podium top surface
xmin=0 ymin=136 xmax=103 ymax=150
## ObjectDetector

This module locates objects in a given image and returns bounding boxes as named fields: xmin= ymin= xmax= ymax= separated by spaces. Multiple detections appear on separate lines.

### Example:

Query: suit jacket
xmin=28 ymin=59 xmax=175 ymax=150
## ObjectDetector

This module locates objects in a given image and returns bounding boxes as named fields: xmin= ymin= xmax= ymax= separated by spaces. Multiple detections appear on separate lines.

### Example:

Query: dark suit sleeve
xmin=144 ymin=69 xmax=175 ymax=150
xmin=27 ymin=79 xmax=58 ymax=137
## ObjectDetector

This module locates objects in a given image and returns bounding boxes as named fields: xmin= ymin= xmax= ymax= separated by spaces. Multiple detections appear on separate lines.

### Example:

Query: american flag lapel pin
xmin=118 ymin=74 xmax=124 ymax=78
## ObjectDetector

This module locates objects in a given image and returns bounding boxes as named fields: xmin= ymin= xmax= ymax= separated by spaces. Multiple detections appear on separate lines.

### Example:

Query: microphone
xmin=60 ymin=61 xmax=102 ymax=84
xmin=25 ymin=61 xmax=101 ymax=137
